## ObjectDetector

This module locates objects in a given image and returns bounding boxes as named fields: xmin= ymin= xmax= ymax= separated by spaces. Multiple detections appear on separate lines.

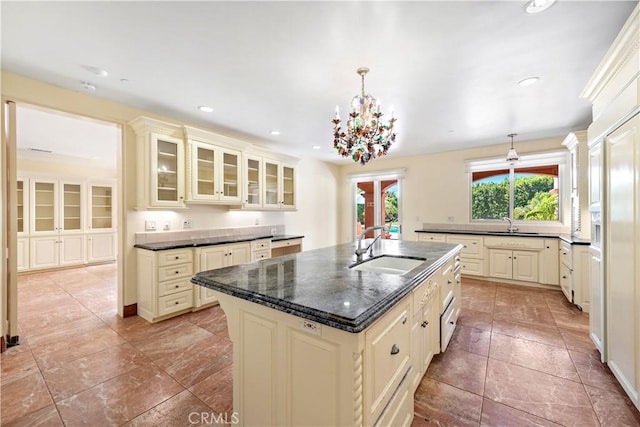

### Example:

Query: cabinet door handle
xmin=562 ymin=275 xmax=567 ymax=279
xmin=447 ymin=279 xmax=452 ymax=284
xmin=421 ymin=321 xmax=429 ymax=328
xmin=449 ymin=321 xmax=455 ymax=325
xmin=402 ymin=316 xmax=407 ymax=324
xmin=513 ymin=257 xmax=517 ymax=260
xmin=472 ymin=242 xmax=477 ymax=245
xmin=390 ymin=344 xmax=400 ymax=355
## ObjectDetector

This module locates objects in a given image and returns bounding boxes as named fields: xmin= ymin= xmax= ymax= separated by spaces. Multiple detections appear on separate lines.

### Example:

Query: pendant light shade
xmin=506 ymin=133 xmax=519 ymax=163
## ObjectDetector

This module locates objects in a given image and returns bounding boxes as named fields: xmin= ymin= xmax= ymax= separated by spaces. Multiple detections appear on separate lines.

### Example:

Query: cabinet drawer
xmin=158 ymin=249 xmax=193 ymax=266
xmin=158 ymin=277 xmax=193 ymax=297
xmin=560 ymin=241 xmax=572 ymax=268
xmin=158 ymin=263 xmax=193 ymax=282
xmin=460 ymin=258 xmax=484 ymax=276
xmin=365 ymin=299 xmax=411 ymax=422
xmin=374 ymin=372 xmax=413 ymax=427
xmin=251 ymin=239 xmax=271 ymax=251
xmin=439 ymin=274 xmax=455 ymax=313
xmin=253 ymin=249 xmax=271 ymax=261
xmin=157 ymin=290 xmax=193 ymax=317
xmin=417 ymin=233 xmax=446 ymax=243
xmin=560 ymin=263 xmax=572 ymax=302
xmin=446 ymin=235 xmax=483 ymax=257
xmin=440 ymin=298 xmax=458 ymax=352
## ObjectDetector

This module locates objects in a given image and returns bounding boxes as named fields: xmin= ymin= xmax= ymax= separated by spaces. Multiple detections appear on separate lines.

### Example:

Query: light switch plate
xmin=145 ymin=220 xmax=156 ymax=231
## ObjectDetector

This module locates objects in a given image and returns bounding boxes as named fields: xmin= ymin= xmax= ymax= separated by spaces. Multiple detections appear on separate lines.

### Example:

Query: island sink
xmin=350 ymin=255 xmax=426 ymax=275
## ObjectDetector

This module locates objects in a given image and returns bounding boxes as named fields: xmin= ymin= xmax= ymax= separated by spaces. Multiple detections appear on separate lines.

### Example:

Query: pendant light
xmin=506 ymin=133 xmax=519 ymax=163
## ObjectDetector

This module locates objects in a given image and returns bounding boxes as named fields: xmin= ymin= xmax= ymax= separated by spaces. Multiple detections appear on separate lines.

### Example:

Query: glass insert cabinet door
xmin=196 ymin=145 xmax=216 ymax=197
xmin=32 ymin=180 xmax=57 ymax=233
xmin=62 ymin=183 xmax=83 ymax=232
xmin=153 ymin=134 xmax=184 ymax=206
xmin=17 ymin=179 xmax=25 ymax=234
xmin=282 ymin=165 xmax=295 ymax=208
xmin=264 ymin=161 xmax=279 ymax=207
xmin=222 ymin=151 xmax=239 ymax=199
xmin=90 ymin=185 xmax=113 ymax=230
xmin=245 ymin=156 xmax=261 ymax=206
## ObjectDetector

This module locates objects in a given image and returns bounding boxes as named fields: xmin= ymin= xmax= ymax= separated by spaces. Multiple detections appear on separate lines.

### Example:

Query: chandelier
xmin=506 ymin=133 xmax=519 ymax=163
xmin=332 ymin=67 xmax=397 ymax=165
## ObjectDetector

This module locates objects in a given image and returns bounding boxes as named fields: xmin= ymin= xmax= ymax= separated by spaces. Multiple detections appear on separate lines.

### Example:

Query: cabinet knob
xmin=449 ymin=321 xmax=455 ymax=325
xmin=447 ymin=279 xmax=452 ymax=284
xmin=175 ymin=284 xmax=179 ymax=288
xmin=513 ymin=257 xmax=517 ymax=260
xmin=472 ymin=242 xmax=477 ymax=245
xmin=562 ymin=275 xmax=567 ymax=279
xmin=421 ymin=321 xmax=428 ymax=328
xmin=464 ymin=245 xmax=467 ymax=248
xmin=390 ymin=344 xmax=400 ymax=355
xmin=175 ymin=271 xmax=179 ymax=274
xmin=175 ymin=301 xmax=179 ymax=305
xmin=402 ymin=316 xmax=407 ymax=325
xmin=175 ymin=256 xmax=179 ymax=259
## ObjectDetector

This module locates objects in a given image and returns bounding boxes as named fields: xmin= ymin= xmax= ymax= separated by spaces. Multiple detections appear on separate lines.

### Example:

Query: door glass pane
xmin=223 ymin=152 xmax=238 ymax=197
xmin=247 ymin=158 xmax=260 ymax=205
xmin=197 ymin=146 xmax=215 ymax=196
xmin=17 ymin=180 xmax=23 ymax=233
xmin=91 ymin=185 xmax=112 ymax=229
xmin=355 ymin=178 xmax=401 ymax=240
xmin=471 ymin=170 xmax=509 ymax=220
xmin=63 ymin=183 xmax=82 ymax=231
xmin=265 ymin=162 xmax=278 ymax=205
xmin=34 ymin=182 xmax=55 ymax=232
xmin=282 ymin=166 xmax=294 ymax=206
xmin=382 ymin=180 xmax=399 ymax=240
xmin=157 ymin=139 xmax=178 ymax=201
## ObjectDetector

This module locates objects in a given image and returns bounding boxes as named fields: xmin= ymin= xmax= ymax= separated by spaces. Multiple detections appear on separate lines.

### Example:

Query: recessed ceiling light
xmin=517 ymin=76 xmax=541 ymax=87
xmin=524 ymin=0 xmax=556 ymax=14
xmin=198 ymin=106 xmax=214 ymax=113
xmin=80 ymin=81 xmax=96 ymax=91
xmin=312 ymin=145 xmax=321 ymax=150
xmin=83 ymin=65 xmax=108 ymax=77
xmin=270 ymin=130 xmax=281 ymax=136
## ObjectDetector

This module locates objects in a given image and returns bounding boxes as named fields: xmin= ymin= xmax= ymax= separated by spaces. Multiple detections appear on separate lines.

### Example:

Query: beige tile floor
xmin=2 ymin=265 xmax=639 ymax=426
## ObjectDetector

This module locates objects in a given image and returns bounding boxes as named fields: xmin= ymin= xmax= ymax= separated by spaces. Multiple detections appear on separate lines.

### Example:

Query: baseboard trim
xmin=123 ymin=303 xmax=137 ymax=317
xmin=1 ymin=336 xmax=5 ymax=353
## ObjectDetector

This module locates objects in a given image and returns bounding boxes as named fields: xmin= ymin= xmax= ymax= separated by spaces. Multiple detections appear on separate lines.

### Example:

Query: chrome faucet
xmin=355 ymin=225 xmax=389 ymax=262
xmin=502 ymin=217 xmax=519 ymax=233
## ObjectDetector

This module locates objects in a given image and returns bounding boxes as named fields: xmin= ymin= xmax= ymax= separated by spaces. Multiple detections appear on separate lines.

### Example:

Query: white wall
xmin=338 ymin=135 xmax=573 ymax=243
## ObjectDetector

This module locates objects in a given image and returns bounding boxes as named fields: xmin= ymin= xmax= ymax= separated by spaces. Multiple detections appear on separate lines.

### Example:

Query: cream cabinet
xmin=251 ymin=238 xmax=271 ymax=261
xmin=446 ymin=234 xmax=484 ymax=276
xmin=581 ymin=3 xmax=640 ymax=410
xmin=539 ymin=239 xmax=559 ymax=286
xmin=88 ymin=183 xmax=115 ymax=232
xmin=558 ymin=240 xmax=590 ymax=311
xmin=136 ymin=248 xmax=194 ymax=322
xmin=30 ymin=179 xmax=84 ymax=235
xmin=589 ymin=245 xmax=604 ymax=356
xmin=263 ymin=159 xmax=296 ymax=210
xmin=193 ymin=242 xmax=251 ymax=308
xmin=488 ymin=249 xmax=539 ymax=283
xmin=129 ymin=116 xmax=186 ymax=208
xmin=416 ymin=233 xmax=446 ymax=243
xmin=271 ymin=238 xmax=303 ymax=257
xmin=86 ymin=232 xmax=116 ymax=263
xmin=243 ymin=155 xmax=263 ymax=208
xmin=184 ymin=125 xmax=247 ymax=205
xmin=30 ymin=234 xmax=85 ymax=270
xmin=410 ymin=277 xmax=439 ymax=393
xmin=17 ymin=177 xmax=28 ymax=236
xmin=17 ymin=237 xmax=29 ymax=272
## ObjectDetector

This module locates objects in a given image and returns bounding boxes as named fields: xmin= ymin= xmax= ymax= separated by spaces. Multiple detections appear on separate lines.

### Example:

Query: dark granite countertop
xmin=134 ymin=233 xmax=304 ymax=251
xmin=192 ymin=240 xmax=461 ymax=333
xmin=415 ymin=229 xmax=590 ymax=245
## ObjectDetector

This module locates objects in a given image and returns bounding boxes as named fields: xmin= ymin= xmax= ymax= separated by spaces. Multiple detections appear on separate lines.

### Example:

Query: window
xmin=467 ymin=152 xmax=566 ymax=222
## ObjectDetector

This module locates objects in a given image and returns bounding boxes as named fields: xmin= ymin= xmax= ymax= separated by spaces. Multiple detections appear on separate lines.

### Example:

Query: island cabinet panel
xmin=364 ymin=299 xmax=411 ymax=424
xmin=410 ymin=277 xmax=439 ymax=393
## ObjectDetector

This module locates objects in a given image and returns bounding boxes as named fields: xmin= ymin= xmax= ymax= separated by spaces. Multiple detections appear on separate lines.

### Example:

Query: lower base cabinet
xmin=209 ymin=251 xmax=460 ymax=426
xmin=17 ymin=237 xmax=29 ymax=272
xmin=30 ymin=234 xmax=86 ymax=270
xmin=487 ymin=248 xmax=539 ymax=282
xmin=87 ymin=233 xmax=116 ymax=263
xmin=194 ymin=243 xmax=251 ymax=309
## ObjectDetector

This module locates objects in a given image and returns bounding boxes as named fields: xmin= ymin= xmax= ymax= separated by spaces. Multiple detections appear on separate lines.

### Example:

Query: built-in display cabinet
xmin=129 ymin=117 xmax=298 ymax=210
xmin=17 ymin=176 xmax=116 ymax=272
xmin=581 ymin=3 xmax=640 ymax=410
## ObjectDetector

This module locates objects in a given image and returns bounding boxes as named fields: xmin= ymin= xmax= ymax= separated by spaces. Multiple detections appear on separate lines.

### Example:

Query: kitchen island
xmin=192 ymin=239 xmax=461 ymax=427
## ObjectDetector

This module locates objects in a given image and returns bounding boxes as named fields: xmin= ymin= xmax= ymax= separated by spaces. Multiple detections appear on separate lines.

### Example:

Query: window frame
xmin=466 ymin=151 xmax=568 ymax=224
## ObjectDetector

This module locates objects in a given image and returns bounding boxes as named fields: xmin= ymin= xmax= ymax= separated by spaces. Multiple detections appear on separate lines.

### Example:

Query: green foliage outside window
xmin=472 ymin=175 xmax=558 ymax=221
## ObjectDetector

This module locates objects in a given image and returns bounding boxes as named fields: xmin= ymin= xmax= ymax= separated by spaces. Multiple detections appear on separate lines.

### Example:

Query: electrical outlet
xmin=270 ymin=227 xmax=277 ymax=235
xmin=255 ymin=217 xmax=260 ymax=225
xmin=163 ymin=221 xmax=170 ymax=231
xmin=183 ymin=218 xmax=192 ymax=229
xmin=448 ymin=216 xmax=454 ymax=222
xmin=145 ymin=220 xmax=156 ymax=231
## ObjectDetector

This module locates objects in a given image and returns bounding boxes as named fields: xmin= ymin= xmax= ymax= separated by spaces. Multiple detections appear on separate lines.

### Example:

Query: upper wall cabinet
xmin=263 ymin=159 xmax=296 ymax=210
xmin=129 ymin=117 xmax=186 ymax=209
xmin=17 ymin=176 xmax=29 ymax=236
xmin=30 ymin=178 xmax=85 ymax=235
xmin=183 ymin=126 xmax=248 ymax=205
xmin=88 ymin=182 xmax=115 ymax=232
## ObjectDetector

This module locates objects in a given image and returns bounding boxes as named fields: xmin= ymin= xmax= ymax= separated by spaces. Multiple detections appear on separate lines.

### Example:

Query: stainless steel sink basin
xmin=350 ymin=255 xmax=426 ymax=275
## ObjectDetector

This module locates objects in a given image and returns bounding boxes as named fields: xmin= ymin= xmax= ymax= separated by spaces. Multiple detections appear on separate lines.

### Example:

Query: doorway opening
xmin=353 ymin=171 xmax=404 ymax=240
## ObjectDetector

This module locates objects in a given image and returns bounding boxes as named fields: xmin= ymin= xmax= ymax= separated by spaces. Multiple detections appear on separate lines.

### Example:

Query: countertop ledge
xmin=134 ymin=234 xmax=305 ymax=251
xmin=192 ymin=240 xmax=462 ymax=333
xmin=415 ymin=229 xmax=590 ymax=245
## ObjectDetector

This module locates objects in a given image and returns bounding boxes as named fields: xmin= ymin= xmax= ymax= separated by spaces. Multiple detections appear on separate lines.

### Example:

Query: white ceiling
xmin=2 ymin=1 xmax=637 ymax=165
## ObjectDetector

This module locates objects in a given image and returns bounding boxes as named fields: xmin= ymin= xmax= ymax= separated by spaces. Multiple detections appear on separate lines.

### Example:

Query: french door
xmin=354 ymin=176 xmax=402 ymax=240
